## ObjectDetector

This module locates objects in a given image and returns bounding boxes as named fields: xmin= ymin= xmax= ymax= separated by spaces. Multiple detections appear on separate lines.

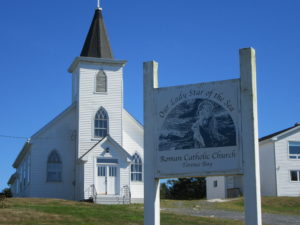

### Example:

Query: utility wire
xmin=0 ymin=133 xmax=76 ymax=141
xmin=0 ymin=134 xmax=28 ymax=140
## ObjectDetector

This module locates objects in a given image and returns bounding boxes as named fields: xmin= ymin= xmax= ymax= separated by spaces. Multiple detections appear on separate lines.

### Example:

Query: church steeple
xmin=80 ymin=8 xmax=113 ymax=58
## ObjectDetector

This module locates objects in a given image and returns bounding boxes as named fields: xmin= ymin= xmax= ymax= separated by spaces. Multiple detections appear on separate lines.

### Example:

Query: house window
xmin=290 ymin=170 xmax=300 ymax=182
xmin=213 ymin=180 xmax=218 ymax=187
xmin=289 ymin=142 xmax=300 ymax=159
xmin=95 ymin=70 xmax=107 ymax=92
xmin=94 ymin=107 xmax=108 ymax=138
xmin=47 ymin=151 xmax=62 ymax=182
xmin=131 ymin=153 xmax=142 ymax=182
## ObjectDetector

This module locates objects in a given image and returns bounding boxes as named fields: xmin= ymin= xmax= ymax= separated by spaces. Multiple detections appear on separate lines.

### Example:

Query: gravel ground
xmin=162 ymin=207 xmax=300 ymax=225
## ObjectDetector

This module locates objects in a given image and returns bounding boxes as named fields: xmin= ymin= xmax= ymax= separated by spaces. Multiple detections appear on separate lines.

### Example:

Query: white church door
xmin=97 ymin=165 xmax=107 ymax=194
xmin=96 ymin=159 xmax=119 ymax=195
xmin=107 ymin=166 xmax=117 ymax=195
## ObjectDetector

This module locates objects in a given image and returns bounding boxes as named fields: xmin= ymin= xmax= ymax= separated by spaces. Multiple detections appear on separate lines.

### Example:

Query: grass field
xmin=1 ymin=197 xmax=299 ymax=225
xmin=161 ymin=196 xmax=300 ymax=216
xmin=0 ymin=198 xmax=242 ymax=225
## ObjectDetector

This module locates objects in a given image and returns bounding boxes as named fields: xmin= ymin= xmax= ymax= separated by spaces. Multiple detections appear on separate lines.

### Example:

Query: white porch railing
xmin=86 ymin=184 xmax=131 ymax=204
xmin=85 ymin=184 xmax=98 ymax=202
xmin=120 ymin=185 xmax=131 ymax=204
xmin=91 ymin=184 xmax=97 ymax=201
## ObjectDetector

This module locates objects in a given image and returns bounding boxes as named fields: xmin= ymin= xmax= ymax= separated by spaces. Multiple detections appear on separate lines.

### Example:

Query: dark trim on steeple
xmin=80 ymin=8 xmax=113 ymax=59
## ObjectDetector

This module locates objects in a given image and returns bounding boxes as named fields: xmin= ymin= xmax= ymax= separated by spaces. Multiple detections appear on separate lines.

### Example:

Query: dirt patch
xmin=206 ymin=198 xmax=238 ymax=203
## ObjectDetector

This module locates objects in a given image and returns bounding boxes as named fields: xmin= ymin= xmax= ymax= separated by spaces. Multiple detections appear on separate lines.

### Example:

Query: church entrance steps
xmin=95 ymin=194 xmax=130 ymax=204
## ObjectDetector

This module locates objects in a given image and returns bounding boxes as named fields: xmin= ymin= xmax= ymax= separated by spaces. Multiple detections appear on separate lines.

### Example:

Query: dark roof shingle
xmin=80 ymin=8 xmax=113 ymax=58
xmin=259 ymin=123 xmax=300 ymax=142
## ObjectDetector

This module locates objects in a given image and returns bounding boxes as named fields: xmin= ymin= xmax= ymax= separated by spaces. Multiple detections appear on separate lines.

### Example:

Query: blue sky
xmin=1 ymin=0 xmax=300 ymax=191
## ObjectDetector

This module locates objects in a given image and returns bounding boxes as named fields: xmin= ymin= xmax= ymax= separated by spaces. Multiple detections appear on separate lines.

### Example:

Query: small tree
xmin=167 ymin=177 xmax=206 ymax=200
xmin=0 ymin=194 xmax=5 ymax=208
xmin=160 ymin=183 xmax=170 ymax=199
xmin=1 ymin=188 xmax=12 ymax=198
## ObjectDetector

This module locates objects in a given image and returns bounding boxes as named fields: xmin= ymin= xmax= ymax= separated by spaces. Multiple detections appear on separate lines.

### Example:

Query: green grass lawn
xmin=1 ymin=197 xmax=299 ymax=224
xmin=0 ymin=198 xmax=242 ymax=225
xmin=161 ymin=196 xmax=300 ymax=216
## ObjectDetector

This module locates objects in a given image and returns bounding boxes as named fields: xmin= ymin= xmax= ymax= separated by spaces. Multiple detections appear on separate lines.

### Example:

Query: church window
xmin=109 ymin=166 xmax=117 ymax=177
xmin=131 ymin=153 xmax=142 ymax=182
xmin=97 ymin=158 xmax=118 ymax=164
xmin=94 ymin=108 xmax=108 ymax=138
xmin=47 ymin=150 xmax=62 ymax=182
xmin=95 ymin=70 xmax=107 ymax=92
xmin=98 ymin=166 xmax=106 ymax=177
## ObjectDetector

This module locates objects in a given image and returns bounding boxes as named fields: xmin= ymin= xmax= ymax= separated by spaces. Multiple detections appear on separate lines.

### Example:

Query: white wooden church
xmin=8 ymin=6 xmax=144 ymax=204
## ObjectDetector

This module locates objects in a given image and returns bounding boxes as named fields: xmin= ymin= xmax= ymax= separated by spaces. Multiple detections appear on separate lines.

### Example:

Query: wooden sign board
xmin=144 ymin=48 xmax=262 ymax=225
xmin=154 ymin=80 xmax=243 ymax=178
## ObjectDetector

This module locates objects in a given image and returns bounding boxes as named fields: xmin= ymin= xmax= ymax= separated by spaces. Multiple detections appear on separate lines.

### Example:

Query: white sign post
xmin=144 ymin=48 xmax=261 ymax=225
xmin=240 ymin=48 xmax=262 ymax=225
xmin=144 ymin=61 xmax=160 ymax=225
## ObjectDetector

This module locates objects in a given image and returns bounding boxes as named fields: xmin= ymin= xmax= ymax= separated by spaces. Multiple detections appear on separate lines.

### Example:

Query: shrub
xmin=1 ymin=188 xmax=12 ymax=198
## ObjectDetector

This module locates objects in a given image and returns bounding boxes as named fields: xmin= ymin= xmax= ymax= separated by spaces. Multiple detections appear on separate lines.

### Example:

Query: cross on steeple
xmin=97 ymin=0 xmax=102 ymax=10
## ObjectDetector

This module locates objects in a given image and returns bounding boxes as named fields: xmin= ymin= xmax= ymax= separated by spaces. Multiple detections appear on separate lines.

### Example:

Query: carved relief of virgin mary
xmin=159 ymin=98 xmax=236 ymax=151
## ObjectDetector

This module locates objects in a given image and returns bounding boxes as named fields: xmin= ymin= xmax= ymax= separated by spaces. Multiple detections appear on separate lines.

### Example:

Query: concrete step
xmin=95 ymin=195 xmax=130 ymax=205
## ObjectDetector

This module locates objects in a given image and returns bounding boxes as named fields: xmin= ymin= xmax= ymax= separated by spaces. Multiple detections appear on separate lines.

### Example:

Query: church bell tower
xmin=68 ymin=6 xmax=126 ymax=158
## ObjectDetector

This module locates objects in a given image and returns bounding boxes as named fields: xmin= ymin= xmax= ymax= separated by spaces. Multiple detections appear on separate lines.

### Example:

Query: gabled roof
xmin=7 ymin=172 xmax=18 ymax=185
xmin=122 ymin=108 xmax=144 ymax=131
xmin=12 ymin=141 xmax=31 ymax=168
xmin=12 ymin=103 xmax=76 ymax=169
xmin=259 ymin=123 xmax=300 ymax=142
xmin=31 ymin=103 xmax=76 ymax=140
xmin=79 ymin=135 xmax=131 ymax=161
xmin=80 ymin=8 xmax=113 ymax=58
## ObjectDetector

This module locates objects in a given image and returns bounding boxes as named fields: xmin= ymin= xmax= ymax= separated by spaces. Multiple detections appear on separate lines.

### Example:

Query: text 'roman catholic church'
xmin=8 ymin=6 xmax=144 ymax=204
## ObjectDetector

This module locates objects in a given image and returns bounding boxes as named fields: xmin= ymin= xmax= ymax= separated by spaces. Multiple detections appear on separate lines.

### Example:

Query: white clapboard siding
xmin=75 ymin=64 xmax=123 ymax=159
xmin=81 ymin=139 xmax=130 ymax=199
xmin=76 ymin=162 xmax=85 ymax=201
xmin=122 ymin=109 xmax=144 ymax=199
xmin=274 ymin=129 xmax=300 ymax=196
xmin=28 ymin=105 xmax=76 ymax=200
xmin=207 ymin=127 xmax=300 ymax=198
xmin=130 ymin=182 xmax=144 ymax=201
xmin=206 ymin=176 xmax=226 ymax=199
xmin=73 ymin=62 xmax=124 ymax=199
xmin=72 ymin=67 xmax=79 ymax=103
xmin=13 ymin=153 xmax=31 ymax=197
xmin=259 ymin=141 xmax=277 ymax=196
xmin=122 ymin=109 xmax=144 ymax=155
xmin=11 ymin=56 xmax=146 ymax=202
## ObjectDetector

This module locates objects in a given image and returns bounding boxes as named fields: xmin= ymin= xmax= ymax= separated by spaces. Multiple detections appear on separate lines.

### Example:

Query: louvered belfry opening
xmin=96 ymin=70 xmax=107 ymax=92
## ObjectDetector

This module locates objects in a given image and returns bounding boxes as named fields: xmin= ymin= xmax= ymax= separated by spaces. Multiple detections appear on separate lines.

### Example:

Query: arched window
xmin=47 ymin=151 xmax=62 ymax=182
xmin=95 ymin=70 xmax=107 ymax=92
xmin=131 ymin=153 xmax=142 ymax=181
xmin=94 ymin=107 xmax=108 ymax=138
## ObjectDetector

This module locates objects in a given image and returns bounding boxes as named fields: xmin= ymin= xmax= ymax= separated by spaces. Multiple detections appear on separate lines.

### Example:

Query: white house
xmin=7 ymin=6 xmax=144 ymax=204
xmin=206 ymin=123 xmax=300 ymax=199
xmin=206 ymin=175 xmax=243 ymax=200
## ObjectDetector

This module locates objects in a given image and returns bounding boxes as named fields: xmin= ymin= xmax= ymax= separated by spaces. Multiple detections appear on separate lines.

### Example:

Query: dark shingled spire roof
xmin=80 ymin=8 xmax=113 ymax=58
